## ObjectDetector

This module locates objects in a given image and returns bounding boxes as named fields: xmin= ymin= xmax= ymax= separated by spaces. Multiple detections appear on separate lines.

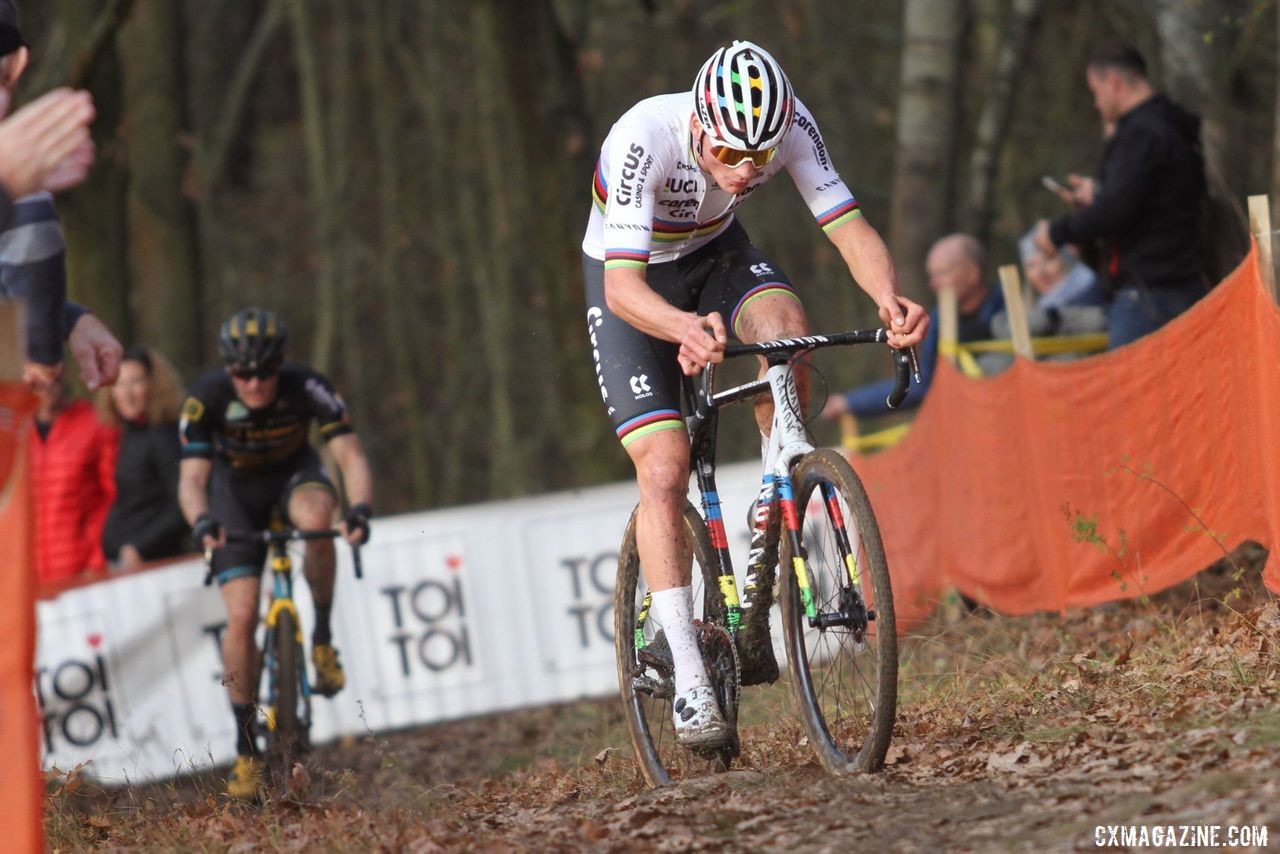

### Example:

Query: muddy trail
xmin=48 ymin=559 xmax=1280 ymax=851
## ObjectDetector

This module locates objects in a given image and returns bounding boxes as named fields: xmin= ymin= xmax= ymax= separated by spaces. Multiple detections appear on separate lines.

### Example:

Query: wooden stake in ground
xmin=998 ymin=264 xmax=1034 ymax=359
xmin=1247 ymin=194 xmax=1276 ymax=303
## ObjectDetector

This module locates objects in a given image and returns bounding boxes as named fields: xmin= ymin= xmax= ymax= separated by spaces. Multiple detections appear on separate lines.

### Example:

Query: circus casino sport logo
xmin=35 ymin=632 xmax=120 ymax=754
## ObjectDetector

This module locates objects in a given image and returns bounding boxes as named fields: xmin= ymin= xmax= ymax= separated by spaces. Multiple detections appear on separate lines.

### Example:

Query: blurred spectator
xmin=990 ymin=230 xmax=1108 ymax=351
xmin=0 ymin=0 xmax=117 ymax=392
xmin=98 ymin=348 xmax=189 ymax=571
xmin=823 ymin=234 xmax=1004 ymax=420
xmin=1035 ymin=44 xmax=1207 ymax=348
xmin=31 ymin=376 xmax=118 ymax=584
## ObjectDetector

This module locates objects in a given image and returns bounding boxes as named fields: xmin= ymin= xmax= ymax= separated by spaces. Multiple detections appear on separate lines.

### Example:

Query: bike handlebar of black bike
xmin=202 ymin=528 xmax=364 ymax=585
xmin=719 ymin=327 xmax=920 ymax=411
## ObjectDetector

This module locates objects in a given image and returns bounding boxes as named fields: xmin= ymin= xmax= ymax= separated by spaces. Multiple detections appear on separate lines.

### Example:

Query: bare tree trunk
xmin=1154 ymin=0 xmax=1247 ymax=282
xmin=57 ymin=0 xmax=133 ymax=345
xmin=965 ymin=0 xmax=1045 ymax=241
xmin=363 ymin=2 xmax=432 ymax=507
xmin=889 ymin=0 xmax=967 ymax=303
xmin=285 ymin=0 xmax=340 ymax=373
xmin=469 ymin=3 xmax=528 ymax=498
xmin=1273 ymin=0 xmax=1280 ymax=229
xmin=395 ymin=4 xmax=476 ymax=506
xmin=118 ymin=0 xmax=203 ymax=375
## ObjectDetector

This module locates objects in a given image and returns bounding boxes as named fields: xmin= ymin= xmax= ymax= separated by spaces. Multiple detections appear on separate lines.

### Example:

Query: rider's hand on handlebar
xmin=192 ymin=512 xmax=225 ymax=552
xmin=875 ymin=295 xmax=929 ymax=349
xmin=341 ymin=503 xmax=372 ymax=547
xmin=676 ymin=311 xmax=727 ymax=376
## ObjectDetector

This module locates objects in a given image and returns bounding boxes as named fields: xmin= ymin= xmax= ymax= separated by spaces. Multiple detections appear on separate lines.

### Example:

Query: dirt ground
xmin=47 ymin=554 xmax=1280 ymax=852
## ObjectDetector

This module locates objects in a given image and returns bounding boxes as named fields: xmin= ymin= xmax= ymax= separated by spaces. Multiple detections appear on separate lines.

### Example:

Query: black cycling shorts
xmin=583 ymin=219 xmax=801 ymax=448
xmin=210 ymin=447 xmax=335 ymax=585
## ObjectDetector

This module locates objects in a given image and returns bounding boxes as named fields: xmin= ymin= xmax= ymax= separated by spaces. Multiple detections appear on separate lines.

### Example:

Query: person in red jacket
xmin=31 ymin=376 xmax=119 ymax=584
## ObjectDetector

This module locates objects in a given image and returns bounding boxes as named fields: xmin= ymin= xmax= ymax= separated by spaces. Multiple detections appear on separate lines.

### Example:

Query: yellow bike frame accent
xmin=791 ymin=555 xmax=811 ymax=593
xmin=265 ymin=597 xmax=303 ymax=643
xmin=844 ymin=552 xmax=862 ymax=587
xmin=718 ymin=575 xmax=741 ymax=608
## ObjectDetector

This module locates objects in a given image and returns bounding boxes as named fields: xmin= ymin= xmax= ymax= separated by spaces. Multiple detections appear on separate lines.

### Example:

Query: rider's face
xmin=228 ymin=368 xmax=281 ymax=410
xmin=691 ymin=118 xmax=760 ymax=195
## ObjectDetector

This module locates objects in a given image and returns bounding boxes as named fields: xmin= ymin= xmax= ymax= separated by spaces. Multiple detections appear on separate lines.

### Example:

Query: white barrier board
xmin=37 ymin=461 xmax=772 ymax=783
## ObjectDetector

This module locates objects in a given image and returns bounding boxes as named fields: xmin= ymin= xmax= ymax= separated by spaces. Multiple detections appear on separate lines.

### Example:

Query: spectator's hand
xmin=1033 ymin=220 xmax=1057 ymax=257
xmin=0 ymin=88 xmax=96 ymax=198
xmin=340 ymin=502 xmax=372 ymax=547
xmin=117 ymin=544 xmax=143 ymax=572
xmin=22 ymin=360 xmax=61 ymax=392
xmin=1065 ymin=174 xmax=1095 ymax=208
xmin=820 ymin=394 xmax=849 ymax=421
xmin=875 ymin=294 xmax=928 ymax=349
xmin=677 ymin=311 xmax=726 ymax=376
xmin=67 ymin=312 xmax=123 ymax=390
xmin=192 ymin=512 xmax=225 ymax=552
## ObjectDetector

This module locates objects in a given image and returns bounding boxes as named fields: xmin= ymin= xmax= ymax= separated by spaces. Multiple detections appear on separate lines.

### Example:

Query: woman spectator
xmin=98 ymin=347 xmax=189 ymax=571
xmin=1018 ymin=229 xmax=1107 ymax=311
xmin=32 ymin=376 xmax=118 ymax=584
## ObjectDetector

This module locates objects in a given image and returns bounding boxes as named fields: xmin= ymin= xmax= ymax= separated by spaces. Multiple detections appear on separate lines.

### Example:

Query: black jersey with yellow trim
xmin=179 ymin=362 xmax=353 ymax=471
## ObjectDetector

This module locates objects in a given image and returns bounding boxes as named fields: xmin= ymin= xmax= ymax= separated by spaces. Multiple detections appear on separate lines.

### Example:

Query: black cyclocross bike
xmin=615 ymin=329 xmax=916 ymax=786
xmin=205 ymin=528 xmax=362 ymax=784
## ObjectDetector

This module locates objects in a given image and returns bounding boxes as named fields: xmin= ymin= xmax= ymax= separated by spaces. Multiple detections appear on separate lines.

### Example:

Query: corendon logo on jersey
xmin=612 ymin=143 xmax=647 ymax=207
xmin=793 ymin=113 xmax=829 ymax=171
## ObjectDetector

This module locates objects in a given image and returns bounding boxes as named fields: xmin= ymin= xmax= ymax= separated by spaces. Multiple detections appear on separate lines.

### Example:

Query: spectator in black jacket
xmin=99 ymin=348 xmax=190 ymax=571
xmin=1034 ymin=44 xmax=1208 ymax=348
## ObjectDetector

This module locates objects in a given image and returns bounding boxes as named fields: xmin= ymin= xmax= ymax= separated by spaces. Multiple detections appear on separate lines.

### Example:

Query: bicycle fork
xmin=781 ymin=477 xmax=869 ymax=630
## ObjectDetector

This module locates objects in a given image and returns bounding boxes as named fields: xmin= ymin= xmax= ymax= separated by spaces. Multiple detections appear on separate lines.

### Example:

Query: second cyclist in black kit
xmin=177 ymin=306 xmax=374 ymax=800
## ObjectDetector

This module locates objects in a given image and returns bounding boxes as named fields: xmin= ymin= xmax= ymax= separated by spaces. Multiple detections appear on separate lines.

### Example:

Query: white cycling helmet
xmin=693 ymin=40 xmax=795 ymax=151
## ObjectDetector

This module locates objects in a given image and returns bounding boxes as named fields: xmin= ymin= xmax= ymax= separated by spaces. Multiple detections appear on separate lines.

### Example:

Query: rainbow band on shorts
xmin=730 ymin=282 xmax=801 ymax=338
xmin=617 ymin=409 xmax=683 ymax=447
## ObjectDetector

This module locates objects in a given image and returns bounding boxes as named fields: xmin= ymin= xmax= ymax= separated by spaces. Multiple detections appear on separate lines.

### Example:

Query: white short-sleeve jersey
xmin=582 ymin=93 xmax=862 ymax=270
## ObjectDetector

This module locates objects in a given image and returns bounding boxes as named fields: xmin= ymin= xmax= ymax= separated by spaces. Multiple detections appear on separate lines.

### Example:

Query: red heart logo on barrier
xmin=445 ymin=555 xmax=462 ymax=571
xmin=87 ymin=633 xmax=103 ymax=648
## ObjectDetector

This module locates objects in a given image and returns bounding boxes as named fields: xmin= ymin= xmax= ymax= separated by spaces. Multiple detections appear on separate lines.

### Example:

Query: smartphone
xmin=1041 ymin=175 xmax=1066 ymax=194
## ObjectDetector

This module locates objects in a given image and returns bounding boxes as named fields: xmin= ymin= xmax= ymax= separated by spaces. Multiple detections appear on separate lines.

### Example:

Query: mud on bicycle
xmin=615 ymin=329 xmax=916 ymax=786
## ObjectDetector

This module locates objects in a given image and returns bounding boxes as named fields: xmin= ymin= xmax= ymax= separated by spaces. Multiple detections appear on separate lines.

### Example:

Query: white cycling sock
xmin=649 ymin=585 xmax=710 ymax=697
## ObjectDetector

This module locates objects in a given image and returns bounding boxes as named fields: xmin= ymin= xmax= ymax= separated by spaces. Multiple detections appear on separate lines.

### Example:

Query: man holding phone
xmin=1034 ymin=44 xmax=1207 ymax=348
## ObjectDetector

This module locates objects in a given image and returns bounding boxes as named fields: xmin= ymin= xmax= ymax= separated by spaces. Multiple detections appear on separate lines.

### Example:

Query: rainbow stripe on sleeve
xmin=604 ymin=248 xmax=650 ymax=270
xmin=591 ymin=161 xmax=608 ymax=213
xmin=816 ymin=198 xmax=862 ymax=234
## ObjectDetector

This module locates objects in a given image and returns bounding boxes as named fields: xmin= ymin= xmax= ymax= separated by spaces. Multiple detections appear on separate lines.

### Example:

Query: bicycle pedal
xmin=637 ymin=628 xmax=673 ymax=673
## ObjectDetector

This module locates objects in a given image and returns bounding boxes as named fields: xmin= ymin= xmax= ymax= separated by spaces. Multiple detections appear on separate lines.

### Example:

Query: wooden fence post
xmin=937 ymin=287 xmax=959 ymax=365
xmin=997 ymin=264 xmax=1034 ymax=359
xmin=1248 ymin=194 xmax=1276 ymax=302
xmin=0 ymin=301 xmax=22 ymax=379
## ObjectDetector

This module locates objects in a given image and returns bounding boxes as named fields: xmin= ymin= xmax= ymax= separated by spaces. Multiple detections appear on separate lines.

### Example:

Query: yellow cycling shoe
xmin=312 ymin=644 xmax=345 ymax=697
xmin=226 ymin=755 xmax=263 ymax=801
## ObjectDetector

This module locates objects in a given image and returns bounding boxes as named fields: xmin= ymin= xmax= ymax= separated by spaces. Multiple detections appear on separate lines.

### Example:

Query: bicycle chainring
xmin=694 ymin=621 xmax=741 ymax=760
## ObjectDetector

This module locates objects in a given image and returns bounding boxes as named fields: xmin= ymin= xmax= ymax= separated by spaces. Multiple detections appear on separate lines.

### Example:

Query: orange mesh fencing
xmin=0 ymin=383 xmax=42 ymax=853
xmin=852 ymin=244 xmax=1280 ymax=631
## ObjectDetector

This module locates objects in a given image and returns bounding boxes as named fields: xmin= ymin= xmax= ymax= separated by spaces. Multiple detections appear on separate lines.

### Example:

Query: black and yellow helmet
xmin=218 ymin=307 xmax=286 ymax=371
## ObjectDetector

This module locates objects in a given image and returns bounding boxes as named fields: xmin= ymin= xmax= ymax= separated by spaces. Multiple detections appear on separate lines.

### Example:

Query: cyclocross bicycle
xmin=615 ymin=329 xmax=916 ymax=786
xmin=205 ymin=528 xmax=362 ymax=785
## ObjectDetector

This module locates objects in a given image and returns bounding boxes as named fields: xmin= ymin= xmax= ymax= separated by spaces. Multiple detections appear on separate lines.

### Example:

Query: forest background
xmin=17 ymin=0 xmax=1280 ymax=513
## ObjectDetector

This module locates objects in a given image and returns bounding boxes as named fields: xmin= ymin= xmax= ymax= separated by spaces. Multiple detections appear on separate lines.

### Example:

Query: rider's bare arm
xmin=827 ymin=217 xmax=928 ymax=349
xmin=327 ymin=432 xmax=373 ymax=509
xmin=178 ymin=457 xmax=212 ymax=526
xmin=605 ymin=266 xmax=726 ymax=374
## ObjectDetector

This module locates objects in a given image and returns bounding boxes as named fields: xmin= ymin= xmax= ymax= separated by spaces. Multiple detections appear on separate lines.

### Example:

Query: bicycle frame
xmin=262 ymin=539 xmax=311 ymax=733
xmin=634 ymin=330 xmax=915 ymax=642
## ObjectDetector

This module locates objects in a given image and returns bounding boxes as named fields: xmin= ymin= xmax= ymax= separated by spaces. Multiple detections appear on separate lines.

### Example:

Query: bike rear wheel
xmin=615 ymin=502 xmax=735 ymax=787
xmin=780 ymin=448 xmax=897 ymax=774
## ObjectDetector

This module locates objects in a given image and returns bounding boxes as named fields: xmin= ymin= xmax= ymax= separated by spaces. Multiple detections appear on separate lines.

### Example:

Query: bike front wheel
xmin=780 ymin=448 xmax=897 ymax=774
xmin=264 ymin=609 xmax=310 ymax=772
xmin=615 ymin=501 xmax=734 ymax=787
